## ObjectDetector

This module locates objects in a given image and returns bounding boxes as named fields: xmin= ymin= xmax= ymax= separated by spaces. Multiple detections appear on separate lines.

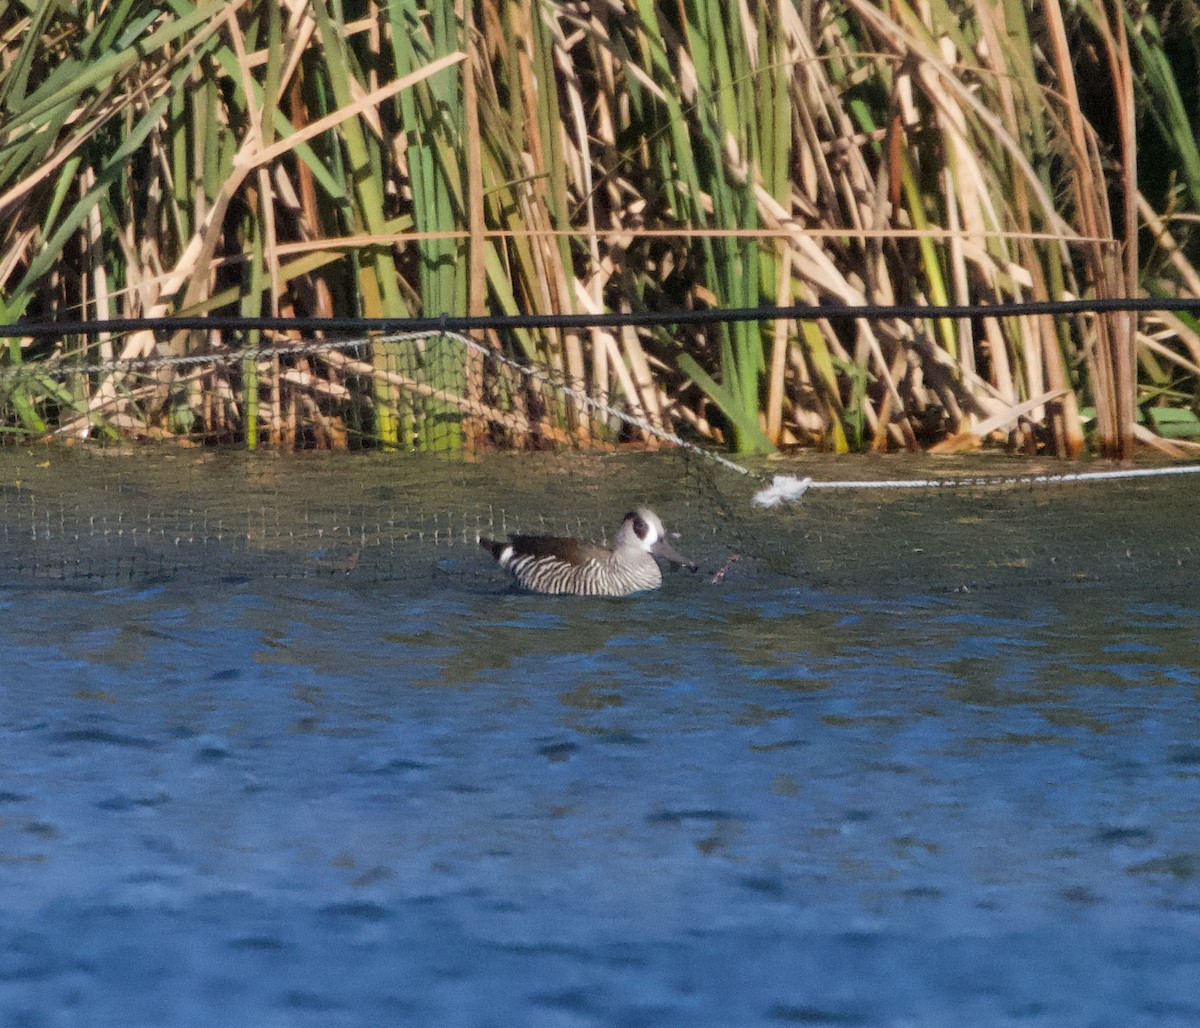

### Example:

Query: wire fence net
xmin=0 ymin=328 xmax=1195 ymax=595
xmin=0 ymin=442 xmax=1195 ymax=600
xmin=0 ymin=330 xmax=696 ymax=453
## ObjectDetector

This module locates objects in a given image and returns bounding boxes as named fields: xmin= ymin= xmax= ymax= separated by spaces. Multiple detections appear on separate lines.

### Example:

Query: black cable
xmin=4 ymin=296 xmax=1200 ymax=340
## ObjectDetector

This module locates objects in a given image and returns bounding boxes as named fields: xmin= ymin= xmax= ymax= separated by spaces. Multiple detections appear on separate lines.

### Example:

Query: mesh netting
xmin=744 ymin=463 xmax=1200 ymax=597
xmin=0 ymin=329 xmax=1195 ymax=596
xmin=0 ymin=441 xmax=1196 ymax=600
xmin=0 ymin=331 xmax=702 ymax=454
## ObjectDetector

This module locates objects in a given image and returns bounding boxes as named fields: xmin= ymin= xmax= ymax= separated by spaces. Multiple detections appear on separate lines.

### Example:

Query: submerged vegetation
xmin=1 ymin=0 xmax=1199 ymax=456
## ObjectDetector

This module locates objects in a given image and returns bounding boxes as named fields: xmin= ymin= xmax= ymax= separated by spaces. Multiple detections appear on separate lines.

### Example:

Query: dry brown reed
xmin=1 ymin=0 xmax=1198 ymax=455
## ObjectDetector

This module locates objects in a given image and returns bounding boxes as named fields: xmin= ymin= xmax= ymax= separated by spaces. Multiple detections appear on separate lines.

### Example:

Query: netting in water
xmin=0 ymin=330 xmax=1195 ymax=596
xmin=0 ymin=444 xmax=1196 ymax=600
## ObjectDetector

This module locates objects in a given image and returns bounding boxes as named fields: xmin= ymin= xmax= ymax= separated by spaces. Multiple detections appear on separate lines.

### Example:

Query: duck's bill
xmin=653 ymin=537 xmax=698 ymax=572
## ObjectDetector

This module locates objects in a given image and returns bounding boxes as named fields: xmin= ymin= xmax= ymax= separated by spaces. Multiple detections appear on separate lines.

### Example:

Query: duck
xmin=479 ymin=508 xmax=697 ymax=596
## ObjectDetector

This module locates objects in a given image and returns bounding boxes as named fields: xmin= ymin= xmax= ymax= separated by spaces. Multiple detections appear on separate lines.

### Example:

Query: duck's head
xmin=616 ymin=508 xmax=697 ymax=571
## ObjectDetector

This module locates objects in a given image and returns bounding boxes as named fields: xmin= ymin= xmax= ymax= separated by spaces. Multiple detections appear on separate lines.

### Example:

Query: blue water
xmin=1 ymin=565 xmax=1198 ymax=1027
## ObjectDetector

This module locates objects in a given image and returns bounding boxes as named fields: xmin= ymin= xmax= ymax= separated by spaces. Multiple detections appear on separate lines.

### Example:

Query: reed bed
xmin=1 ymin=0 xmax=1198 ymax=457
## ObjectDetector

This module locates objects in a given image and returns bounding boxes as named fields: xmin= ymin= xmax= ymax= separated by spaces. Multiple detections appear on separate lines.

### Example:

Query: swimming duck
xmin=480 ymin=508 xmax=696 ymax=596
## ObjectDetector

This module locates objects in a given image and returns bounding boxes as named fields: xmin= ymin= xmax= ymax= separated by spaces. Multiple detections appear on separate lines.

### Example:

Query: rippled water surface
xmin=0 ymin=452 xmax=1198 ymax=1026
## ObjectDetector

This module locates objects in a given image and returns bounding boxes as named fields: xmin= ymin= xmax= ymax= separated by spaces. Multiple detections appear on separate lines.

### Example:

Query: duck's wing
xmin=506 ymin=532 xmax=580 ymax=556
xmin=504 ymin=534 xmax=588 ymax=564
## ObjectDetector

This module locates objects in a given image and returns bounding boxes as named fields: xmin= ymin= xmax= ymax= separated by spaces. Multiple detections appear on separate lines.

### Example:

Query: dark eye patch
xmin=631 ymin=514 xmax=649 ymax=540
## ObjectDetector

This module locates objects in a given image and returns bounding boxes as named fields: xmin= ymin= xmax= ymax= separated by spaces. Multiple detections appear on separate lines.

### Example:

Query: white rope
xmin=384 ymin=331 xmax=759 ymax=480
xmin=752 ymin=464 xmax=1200 ymax=506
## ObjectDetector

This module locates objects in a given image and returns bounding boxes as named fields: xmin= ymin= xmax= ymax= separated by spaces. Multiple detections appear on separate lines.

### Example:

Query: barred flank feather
xmin=480 ymin=540 xmax=663 ymax=596
xmin=504 ymin=552 xmax=662 ymax=596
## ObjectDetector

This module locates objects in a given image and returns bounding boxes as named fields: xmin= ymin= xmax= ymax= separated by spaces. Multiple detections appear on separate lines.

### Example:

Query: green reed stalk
xmin=388 ymin=0 xmax=467 ymax=451
xmin=311 ymin=0 xmax=410 ymax=448
xmin=629 ymin=0 xmax=773 ymax=453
